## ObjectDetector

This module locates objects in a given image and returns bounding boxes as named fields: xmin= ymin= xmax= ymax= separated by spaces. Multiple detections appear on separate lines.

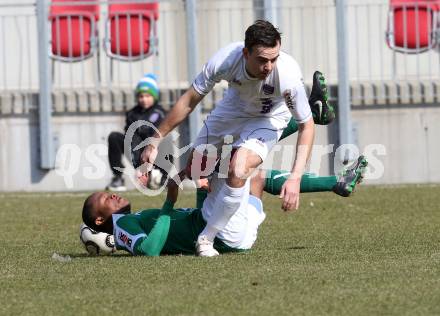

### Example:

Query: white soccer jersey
xmin=193 ymin=42 xmax=312 ymax=124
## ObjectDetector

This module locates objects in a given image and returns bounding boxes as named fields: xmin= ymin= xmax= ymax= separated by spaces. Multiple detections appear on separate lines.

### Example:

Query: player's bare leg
xmin=250 ymin=169 xmax=267 ymax=199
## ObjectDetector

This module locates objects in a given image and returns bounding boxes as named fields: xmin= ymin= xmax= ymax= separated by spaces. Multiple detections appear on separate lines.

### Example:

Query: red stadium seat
xmin=49 ymin=0 xmax=100 ymax=61
xmin=386 ymin=0 xmax=440 ymax=53
xmin=105 ymin=1 xmax=159 ymax=61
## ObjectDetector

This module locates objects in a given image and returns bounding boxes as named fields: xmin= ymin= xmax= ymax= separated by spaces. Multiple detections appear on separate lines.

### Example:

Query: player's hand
xmin=196 ymin=178 xmax=210 ymax=192
xmin=279 ymin=177 xmax=301 ymax=211
xmin=140 ymin=143 xmax=158 ymax=172
xmin=136 ymin=169 xmax=149 ymax=187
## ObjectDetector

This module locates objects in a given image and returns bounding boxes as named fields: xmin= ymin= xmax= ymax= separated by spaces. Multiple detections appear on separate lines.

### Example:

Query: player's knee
xmin=228 ymin=149 xmax=258 ymax=180
xmin=228 ymin=160 xmax=249 ymax=182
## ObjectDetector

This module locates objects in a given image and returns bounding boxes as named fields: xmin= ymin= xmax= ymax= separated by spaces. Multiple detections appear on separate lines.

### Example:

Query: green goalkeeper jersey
xmin=112 ymin=203 xmax=234 ymax=256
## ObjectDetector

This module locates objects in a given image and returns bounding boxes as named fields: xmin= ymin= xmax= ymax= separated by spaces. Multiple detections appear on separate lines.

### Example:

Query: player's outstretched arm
xmin=195 ymin=178 xmax=210 ymax=209
xmin=280 ymin=118 xmax=315 ymax=211
xmin=140 ymin=87 xmax=204 ymax=167
xmin=135 ymin=200 xmax=174 ymax=256
xmin=165 ymin=170 xmax=187 ymax=205
xmin=155 ymin=87 xmax=204 ymax=140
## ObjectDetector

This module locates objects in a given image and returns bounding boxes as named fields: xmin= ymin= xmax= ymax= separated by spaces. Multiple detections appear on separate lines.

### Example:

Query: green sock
xmin=196 ymin=188 xmax=208 ymax=209
xmin=264 ymin=170 xmax=337 ymax=195
xmin=279 ymin=118 xmax=298 ymax=141
xmin=300 ymin=173 xmax=337 ymax=192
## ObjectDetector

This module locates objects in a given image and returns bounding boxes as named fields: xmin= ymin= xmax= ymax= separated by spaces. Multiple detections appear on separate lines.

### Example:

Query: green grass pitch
xmin=1 ymin=186 xmax=440 ymax=315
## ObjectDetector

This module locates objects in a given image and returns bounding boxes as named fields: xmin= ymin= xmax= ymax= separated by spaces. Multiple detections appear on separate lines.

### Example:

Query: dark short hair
xmin=244 ymin=20 xmax=282 ymax=52
xmin=82 ymin=194 xmax=98 ymax=231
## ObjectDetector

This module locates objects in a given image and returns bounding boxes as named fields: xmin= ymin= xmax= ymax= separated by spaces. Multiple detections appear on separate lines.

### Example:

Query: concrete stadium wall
xmin=276 ymin=106 xmax=440 ymax=185
xmin=352 ymin=106 xmax=440 ymax=184
xmin=0 ymin=113 xmax=126 ymax=191
xmin=0 ymin=112 xmax=182 ymax=192
xmin=1 ymin=105 xmax=440 ymax=192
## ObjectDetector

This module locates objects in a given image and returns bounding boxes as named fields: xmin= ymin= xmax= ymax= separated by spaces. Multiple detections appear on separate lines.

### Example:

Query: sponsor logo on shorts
xmin=256 ymin=137 xmax=265 ymax=146
xmin=262 ymin=84 xmax=274 ymax=95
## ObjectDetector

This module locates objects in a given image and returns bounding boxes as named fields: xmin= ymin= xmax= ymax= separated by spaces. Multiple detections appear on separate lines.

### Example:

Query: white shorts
xmin=192 ymin=114 xmax=288 ymax=161
xmin=201 ymin=175 xmax=266 ymax=250
xmin=217 ymin=195 xmax=266 ymax=249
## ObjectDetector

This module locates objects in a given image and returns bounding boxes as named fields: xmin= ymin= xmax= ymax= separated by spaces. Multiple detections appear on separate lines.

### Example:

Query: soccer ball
xmin=79 ymin=223 xmax=116 ymax=256
xmin=147 ymin=168 xmax=164 ymax=190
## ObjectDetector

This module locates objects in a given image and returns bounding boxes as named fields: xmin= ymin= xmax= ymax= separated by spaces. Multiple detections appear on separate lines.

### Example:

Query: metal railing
xmin=0 ymin=0 xmax=440 ymax=111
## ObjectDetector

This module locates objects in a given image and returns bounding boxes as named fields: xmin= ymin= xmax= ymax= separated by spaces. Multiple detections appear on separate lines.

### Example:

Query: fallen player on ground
xmin=80 ymin=156 xmax=367 ymax=256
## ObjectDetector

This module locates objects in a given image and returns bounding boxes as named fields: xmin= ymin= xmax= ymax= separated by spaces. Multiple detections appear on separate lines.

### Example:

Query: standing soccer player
xmin=141 ymin=20 xmax=315 ymax=256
